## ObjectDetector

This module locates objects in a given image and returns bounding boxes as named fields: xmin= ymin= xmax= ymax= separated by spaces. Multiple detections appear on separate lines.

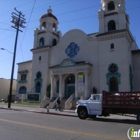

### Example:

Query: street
xmin=0 ymin=109 xmax=139 ymax=140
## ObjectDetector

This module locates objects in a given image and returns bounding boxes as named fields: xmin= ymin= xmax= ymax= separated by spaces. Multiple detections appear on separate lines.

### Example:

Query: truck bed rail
xmin=102 ymin=91 xmax=140 ymax=108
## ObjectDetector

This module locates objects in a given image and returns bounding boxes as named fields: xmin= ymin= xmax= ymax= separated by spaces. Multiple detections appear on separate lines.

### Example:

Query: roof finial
xmin=47 ymin=6 xmax=52 ymax=13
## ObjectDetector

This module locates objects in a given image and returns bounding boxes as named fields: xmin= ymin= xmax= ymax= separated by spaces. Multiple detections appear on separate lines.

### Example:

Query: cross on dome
xmin=47 ymin=6 xmax=52 ymax=14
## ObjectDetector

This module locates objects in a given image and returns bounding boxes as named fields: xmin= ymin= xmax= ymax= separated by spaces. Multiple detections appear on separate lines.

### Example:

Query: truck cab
xmin=76 ymin=94 xmax=102 ymax=119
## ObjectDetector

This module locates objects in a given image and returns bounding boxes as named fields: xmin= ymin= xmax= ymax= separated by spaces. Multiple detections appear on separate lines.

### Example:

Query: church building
xmin=16 ymin=0 xmax=140 ymax=103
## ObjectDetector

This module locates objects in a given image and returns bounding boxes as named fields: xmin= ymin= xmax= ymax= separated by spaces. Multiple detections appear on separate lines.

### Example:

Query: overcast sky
xmin=0 ymin=0 xmax=140 ymax=79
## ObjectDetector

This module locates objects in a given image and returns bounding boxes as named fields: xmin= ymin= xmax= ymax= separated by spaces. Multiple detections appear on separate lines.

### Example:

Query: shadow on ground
xmin=87 ymin=117 xmax=138 ymax=125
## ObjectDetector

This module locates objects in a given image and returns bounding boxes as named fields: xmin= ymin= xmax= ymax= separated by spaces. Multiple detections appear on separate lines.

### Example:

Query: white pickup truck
xmin=76 ymin=91 xmax=140 ymax=122
xmin=76 ymin=94 xmax=103 ymax=119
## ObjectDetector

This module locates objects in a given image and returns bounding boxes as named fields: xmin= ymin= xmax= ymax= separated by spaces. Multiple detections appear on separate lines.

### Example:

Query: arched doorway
xmin=109 ymin=77 xmax=118 ymax=92
xmin=65 ymin=74 xmax=75 ymax=98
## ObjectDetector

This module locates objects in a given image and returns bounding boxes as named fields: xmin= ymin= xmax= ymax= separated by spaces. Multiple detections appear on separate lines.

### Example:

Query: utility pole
xmin=8 ymin=8 xmax=26 ymax=108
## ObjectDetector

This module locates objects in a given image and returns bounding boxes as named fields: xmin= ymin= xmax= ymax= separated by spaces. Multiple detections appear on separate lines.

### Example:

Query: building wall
xmin=16 ymin=0 xmax=140 ymax=101
xmin=98 ymin=37 xmax=132 ymax=92
xmin=16 ymin=61 xmax=32 ymax=94
xmin=49 ymin=29 xmax=99 ymax=94
xmin=0 ymin=78 xmax=17 ymax=101
xmin=132 ymin=52 xmax=140 ymax=91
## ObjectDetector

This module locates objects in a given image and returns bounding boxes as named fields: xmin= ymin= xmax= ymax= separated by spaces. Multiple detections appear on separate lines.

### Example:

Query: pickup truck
xmin=76 ymin=91 xmax=140 ymax=122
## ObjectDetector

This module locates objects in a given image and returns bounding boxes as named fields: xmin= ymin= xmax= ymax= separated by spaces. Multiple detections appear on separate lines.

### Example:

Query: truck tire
xmin=78 ymin=108 xmax=88 ymax=120
xmin=137 ymin=113 xmax=140 ymax=123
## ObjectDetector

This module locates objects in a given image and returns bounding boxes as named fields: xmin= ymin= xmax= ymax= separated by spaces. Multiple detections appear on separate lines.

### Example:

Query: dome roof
xmin=40 ymin=8 xmax=58 ymax=21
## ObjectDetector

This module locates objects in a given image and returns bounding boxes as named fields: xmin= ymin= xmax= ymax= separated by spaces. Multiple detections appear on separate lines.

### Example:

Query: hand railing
xmin=65 ymin=94 xmax=74 ymax=110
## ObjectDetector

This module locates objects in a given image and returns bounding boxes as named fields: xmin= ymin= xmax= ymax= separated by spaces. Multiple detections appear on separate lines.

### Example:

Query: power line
xmin=17 ymin=0 xmax=36 ymax=56
xmin=23 ymin=0 xmax=60 ymax=14
xmin=0 ymin=0 xmax=35 ymax=18
xmin=0 ymin=27 xmax=15 ymax=31
xmin=23 ymin=0 xmax=72 ymax=15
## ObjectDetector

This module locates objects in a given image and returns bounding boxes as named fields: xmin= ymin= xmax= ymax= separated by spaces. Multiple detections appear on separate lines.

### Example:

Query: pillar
xmin=84 ymin=72 xmax=89 ymax=99
xmin=59 ymin=74 xmax=62 ymax=99
xmin=75 ymin=72 xmax=78 ymax=100
xmin=50 ymin=74 xmax=55 ymax=100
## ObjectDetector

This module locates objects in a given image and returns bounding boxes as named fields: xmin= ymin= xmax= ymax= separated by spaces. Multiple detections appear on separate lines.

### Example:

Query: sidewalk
xmin=0 ymin=103 xmax=136 ymax=120
xmin=0 ymin=103 xmax=77 ymax=117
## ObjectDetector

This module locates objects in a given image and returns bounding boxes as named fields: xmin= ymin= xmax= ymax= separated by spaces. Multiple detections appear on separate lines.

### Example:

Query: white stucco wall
xmin=99 ymin=37 xmax=132 ymax=92
xmin=132 ymin=52 xmax=140 ymax=91
xmin=16 ymin=0 xmax=140 ymax=101
xmin=16 ymin=61 xmax=32 ymax=93
xmin=0 ymin=78 xmax=17 ymax=101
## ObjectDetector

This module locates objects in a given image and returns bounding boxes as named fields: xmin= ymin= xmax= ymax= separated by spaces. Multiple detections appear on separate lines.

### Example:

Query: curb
xmin=0 ymin=107 xmax=77 ymax=117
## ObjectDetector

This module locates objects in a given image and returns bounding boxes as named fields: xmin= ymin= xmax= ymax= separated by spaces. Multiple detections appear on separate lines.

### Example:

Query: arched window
xmin=52 ymin=39 xmax=57 ymax=46
xmin=19 ymin=86 xmax=27 ymax=94
xmin=106 ymin=63 xmax=121 ymax=92
xmin=109 ymin=77 xmax=118 ymax=92
xmin=108 ymin=1 xmax=115 ymax=11
xmin=21 ymin=74 xmax=26 ymax=81
xmin=34 ymin=71 xmax=42 ymax=93
xmin=53 ymin=23 xmax=56 ymax=31
xmin=108 ymin=20 xmax=116 ymax=31
xmin=39 ymin=56 xmax=41 ymax=61
xmin=42 ymin=22 xmax=46 ymax=29
xmin=110 ymin=43 xmax=114 ymax=50
xmin=39 ymin=37 xmax=44 ymax=46
xmin=65 ymin=74 xmax=75 ymax=84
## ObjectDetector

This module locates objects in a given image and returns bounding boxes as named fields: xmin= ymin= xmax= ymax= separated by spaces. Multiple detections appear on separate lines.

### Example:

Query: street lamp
xmin=0 ymin=48 xmax=13 ymax=54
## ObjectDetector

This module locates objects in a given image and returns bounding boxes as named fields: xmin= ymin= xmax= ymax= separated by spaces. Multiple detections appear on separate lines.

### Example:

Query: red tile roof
xmin=41 ymin=13 xmax=58 ymax=21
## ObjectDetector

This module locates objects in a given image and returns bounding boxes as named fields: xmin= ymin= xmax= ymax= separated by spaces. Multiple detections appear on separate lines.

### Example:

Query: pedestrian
xmin=55 ymin=97 xmax=61 ymax=111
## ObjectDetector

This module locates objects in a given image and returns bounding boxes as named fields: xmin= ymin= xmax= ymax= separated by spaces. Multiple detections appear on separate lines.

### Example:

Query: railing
xmin=102 ymin=91 xmax=140 ymax=108
xmin=40 ymin=96 xmax=50 ymax=108
xmin=49 ymin=98 xmax=58 ymax=109
xmin=65 ymin=94 xmax=74 ymax=110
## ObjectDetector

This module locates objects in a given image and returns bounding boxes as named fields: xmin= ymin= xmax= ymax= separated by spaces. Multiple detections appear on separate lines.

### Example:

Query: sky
xmin=0 ymin=0 xmax=140 ymax=79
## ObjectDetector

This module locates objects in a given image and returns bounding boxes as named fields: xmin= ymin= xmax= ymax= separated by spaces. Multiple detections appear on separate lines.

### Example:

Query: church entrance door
xmin=65 ymin=74 xmax=75 ymax=98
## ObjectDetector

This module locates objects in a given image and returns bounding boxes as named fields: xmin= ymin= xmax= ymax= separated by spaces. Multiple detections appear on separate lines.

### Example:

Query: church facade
xmin=16 ymin=0 xmax=140 ymax=102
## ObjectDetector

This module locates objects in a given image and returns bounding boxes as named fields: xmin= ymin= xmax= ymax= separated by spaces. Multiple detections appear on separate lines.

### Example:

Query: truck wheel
xmin=78 ymin=108 xmax=88 ymax=120
xmin=137 ymin=114 xmax=140 ymax=122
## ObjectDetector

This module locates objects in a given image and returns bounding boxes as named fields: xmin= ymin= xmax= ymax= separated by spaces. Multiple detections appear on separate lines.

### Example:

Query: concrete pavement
xmin=0 ymin=103 xmax=76 ymax=117
xmin=0 ymin=103 xmax=137 ymax=121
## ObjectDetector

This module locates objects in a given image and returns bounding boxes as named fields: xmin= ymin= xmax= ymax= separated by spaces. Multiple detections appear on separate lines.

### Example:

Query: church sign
xmin=27 ymin=94 xmax=40 ymax=102
xmin=78 ymin=74 xmax=84 ymax=92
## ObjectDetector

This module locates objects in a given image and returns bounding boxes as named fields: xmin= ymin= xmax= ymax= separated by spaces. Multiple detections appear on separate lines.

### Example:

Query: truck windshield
xmin=90 ymin=95 xmax=100 ymax=100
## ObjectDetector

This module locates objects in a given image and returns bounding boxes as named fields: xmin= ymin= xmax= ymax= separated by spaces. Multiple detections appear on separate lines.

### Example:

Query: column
xmin=59 ymin=74 xmax=62 ymax=99
xmin=50 ymin=74 xmax=55 ymax=100
xmin=75 ymin=72 xmax=78 ymax=100
xmin=84 ymin=72 xmax=89 ymax=99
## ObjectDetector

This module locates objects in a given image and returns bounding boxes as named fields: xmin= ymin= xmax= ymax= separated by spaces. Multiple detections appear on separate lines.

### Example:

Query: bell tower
xmin=33 ymin=7 xmax=62 ymax=49
xmin=98 ymin=0 xmax=129 ymax=33
xmin=31 ymin=7 xmax=62 ymax=100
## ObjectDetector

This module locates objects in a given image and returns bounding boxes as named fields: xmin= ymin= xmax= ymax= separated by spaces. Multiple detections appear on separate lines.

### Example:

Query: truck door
xmin=87 ymin=94 xmax=102 ymax=115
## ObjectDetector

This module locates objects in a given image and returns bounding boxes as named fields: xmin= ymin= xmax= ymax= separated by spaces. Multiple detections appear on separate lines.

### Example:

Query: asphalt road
xmin=0 ymin=109 xmax=139 ymax=140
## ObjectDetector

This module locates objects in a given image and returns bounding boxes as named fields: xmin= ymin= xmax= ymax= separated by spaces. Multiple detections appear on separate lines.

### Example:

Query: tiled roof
xmin=49 ymin=61 xmax=92 ymax=68
xmin=30 ymin=45 xmax=51 ymax=51
xmin=18 ymin=70 xmax=28 ymax=73
xmin=96 ymin=29 xmax=127 ymax=37
xmin=41 ymin=13 xmax=58 ymax=21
